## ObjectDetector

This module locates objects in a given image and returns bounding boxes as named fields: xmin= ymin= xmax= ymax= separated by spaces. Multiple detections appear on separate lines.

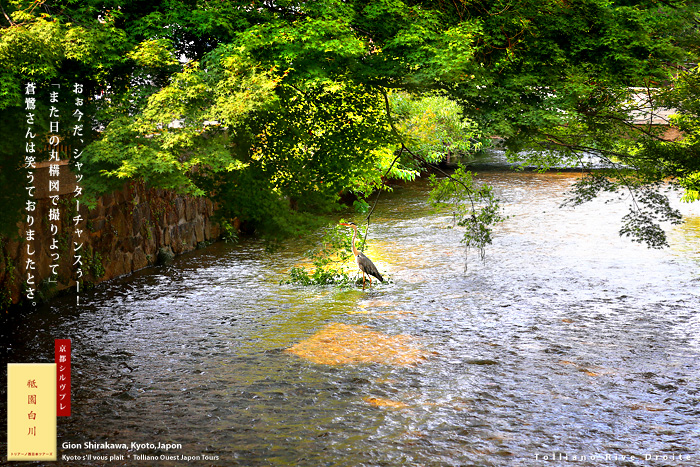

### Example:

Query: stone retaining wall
xmin=0 ymin=178 xmax=220 ymax=308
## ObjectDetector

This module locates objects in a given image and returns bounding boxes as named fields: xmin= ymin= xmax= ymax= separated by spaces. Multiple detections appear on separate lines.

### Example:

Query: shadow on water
xmin=1 ymin=166 xmax=700 ymax=466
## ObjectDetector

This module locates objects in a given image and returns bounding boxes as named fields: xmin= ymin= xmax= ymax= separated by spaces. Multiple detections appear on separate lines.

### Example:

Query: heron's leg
xmin=362 ymin=272 xmax=366 ymax=290
xmin=368 ymin=276 xmax=372 ymax=288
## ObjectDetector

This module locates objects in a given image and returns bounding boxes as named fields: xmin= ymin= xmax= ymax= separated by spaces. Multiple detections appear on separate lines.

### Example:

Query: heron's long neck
xmin=351 ymin=226 xmax=359 ymax=256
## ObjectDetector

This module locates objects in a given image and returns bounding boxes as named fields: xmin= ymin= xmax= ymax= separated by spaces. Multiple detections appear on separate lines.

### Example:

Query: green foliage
xmin=219 ymin=218 xmax=239 ymax=244
xmin=619 ymin=199 xmax=682 ymax=249
xmin=3 ymin=248 xmax=16 ymax=281
xmin=286 ymin=265 xmax=354 ymax=287
xmin=84 ymin=248 xmax=105 ymax=281
xmin=244 ymin=80 xmax=392 ymax=208
xmin=653 ymin=66 xmax=700 ymax=204
xmin=0 ymin=2 xmax=133 ymax=108
xmin=524 ymin=61 xmax=700 ymax=248
xmin=126 ymin=38 xmax=178 ymax=68
xmin=283 ymin=222 xmax=366 ymax=286
xmin=352 ymin=199 xmax=370 ymax=214
xmin=498 ymin=52 xmax=700 ymax=247
xmin=391 ymin=92 xmax=482 ymax=164
xmin=429 ymin=166 xmax=505 ymax=266
xmin=564 ymin=172 xmax=683 ymax=248
xmin=81 ymin=57 xmax=276 ymax=199
xmin=679 ymin=172 xmax=700 ymax=203
xmin=213 ymin=165 xmax=329 ymax=241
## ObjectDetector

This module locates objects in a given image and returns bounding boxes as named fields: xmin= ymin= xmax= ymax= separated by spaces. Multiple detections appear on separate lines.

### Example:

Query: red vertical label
xmin=55 ymin=339 xmax=71 ymax=416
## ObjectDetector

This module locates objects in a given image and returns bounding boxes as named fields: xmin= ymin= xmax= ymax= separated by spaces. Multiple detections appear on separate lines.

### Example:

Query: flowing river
xmin=2 ymin=158 xmax=699 ymax=466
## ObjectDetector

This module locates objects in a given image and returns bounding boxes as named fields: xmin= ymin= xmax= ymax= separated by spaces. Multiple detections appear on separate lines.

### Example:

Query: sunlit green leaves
xmin=283 ymin=221 xmax=366 ymax=286
xmin=391 ymin=92 xmax=481 ymax=164
xmin=82 ymin=57 xmax=277 ymax=198
xmin=234 ymin=13 xmax=366 ymax=83
xmin=126 ymin=38 xmax=177 ymax=68
xmin=244 ymin=79 xmax=394 ymax=211
xmin=210 ymin=54 xmax=278 ymax=127
xmin=423 ymin=21 xmax=481 ymax=83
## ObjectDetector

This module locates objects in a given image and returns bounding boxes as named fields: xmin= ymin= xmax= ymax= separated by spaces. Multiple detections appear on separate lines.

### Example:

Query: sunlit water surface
xmin=2 ymin=166 xmax=699 ymax=466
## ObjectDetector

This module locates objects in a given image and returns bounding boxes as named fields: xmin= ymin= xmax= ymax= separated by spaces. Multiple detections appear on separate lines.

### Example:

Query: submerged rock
xmin=285 ymin=323 xmax=427 ymax=366
xmin=156 ymin=246 xmax=175 ymax=265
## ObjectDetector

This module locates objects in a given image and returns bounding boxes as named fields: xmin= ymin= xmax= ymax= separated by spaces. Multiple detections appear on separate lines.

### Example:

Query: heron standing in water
xmin=340 ymin=222 xmax=384 ymax=289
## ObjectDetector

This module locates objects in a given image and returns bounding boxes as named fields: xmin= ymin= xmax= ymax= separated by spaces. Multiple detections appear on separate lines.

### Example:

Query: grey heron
xmin=340 ymin=222 xmax=384 ymax=289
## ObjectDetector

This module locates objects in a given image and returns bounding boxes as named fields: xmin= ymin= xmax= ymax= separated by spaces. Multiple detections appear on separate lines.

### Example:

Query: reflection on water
xmin=1 ymin=169 xmax=699 ymax=466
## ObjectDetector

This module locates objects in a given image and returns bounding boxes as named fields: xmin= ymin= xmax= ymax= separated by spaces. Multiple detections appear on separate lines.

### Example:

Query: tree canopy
xmin=1 ymin=0 xmax=699 ymax=246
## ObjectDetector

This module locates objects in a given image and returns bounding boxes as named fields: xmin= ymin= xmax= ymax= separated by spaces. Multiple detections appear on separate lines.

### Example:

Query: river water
xmin=1 ymin=162 xmax=699 ymax=466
